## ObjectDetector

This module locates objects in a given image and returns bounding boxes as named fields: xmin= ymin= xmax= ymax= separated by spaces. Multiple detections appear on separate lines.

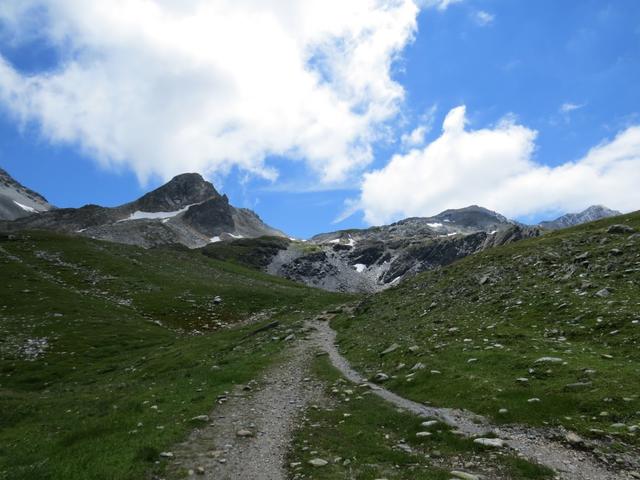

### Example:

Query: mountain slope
xmin=0 ymin=168 xmax=52 ymax=220
xmin=539 ymin=205 xmax=621 ymax=230
xmin=330 ymin=211 xmax=640 ymax=455
xmin=0 ymin=172 xmax=285 ymax=248
xmin=0 ymin=230 xmax=344 ymax=479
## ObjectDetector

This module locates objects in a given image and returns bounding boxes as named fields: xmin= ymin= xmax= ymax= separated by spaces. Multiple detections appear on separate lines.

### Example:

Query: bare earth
xmin=165 ymin=317 xmax=639 ymax=480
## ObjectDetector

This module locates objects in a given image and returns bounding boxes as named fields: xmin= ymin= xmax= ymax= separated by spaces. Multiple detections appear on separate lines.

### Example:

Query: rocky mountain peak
xmin=538 ymin=205 xmax=621 ymax=230
xmin=132 ymin=173 xmax=220 ymax=212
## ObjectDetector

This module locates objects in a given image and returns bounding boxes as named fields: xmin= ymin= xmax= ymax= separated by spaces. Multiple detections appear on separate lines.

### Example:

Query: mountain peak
xmin=539 ymin=205 xmax=621 ymax=230
xmin=132 ymin=172 xmax=220 ymax=212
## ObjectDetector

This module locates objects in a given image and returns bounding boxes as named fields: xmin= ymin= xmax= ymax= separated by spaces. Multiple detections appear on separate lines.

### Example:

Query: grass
xmin=331 ymin=212 xmax=640 ymax=449
xmin=287 ymin=356 xmax=553 ymax=479
xmin=0 ymin=231 xmax=347 ymax=479
xmin=199 ymin=236 xmax=290 ymax=270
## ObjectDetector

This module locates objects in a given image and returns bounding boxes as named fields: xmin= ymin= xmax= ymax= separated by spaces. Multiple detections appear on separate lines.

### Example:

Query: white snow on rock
xmin=427 ymin=222 xmax=443 ymax=228
xmin=119 ymin=204 xmax=196 ymax=222
xmin=346 ymin=236 xmax=356 ymax=247
xmin=210 ymin=236 xmax=221 ymax=243
xmin=328 ymin=238 xmax=341 ymax=244
xmin=13 ymin=201 xmax=38 ymax=213
xmin=228 ymin=233 xmax=244 ymax=239
xmin=354 ymin=263 xmax=367 ymax=273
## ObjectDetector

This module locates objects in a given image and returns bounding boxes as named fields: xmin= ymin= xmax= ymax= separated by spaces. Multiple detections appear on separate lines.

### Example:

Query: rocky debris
xmin=607 ymin=224 xmax=635 ymax=234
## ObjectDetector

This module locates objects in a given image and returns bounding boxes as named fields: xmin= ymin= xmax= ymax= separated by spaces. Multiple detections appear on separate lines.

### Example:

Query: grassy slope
xmin=288 ymin=357 xmax=553 ymax=479
xmin=333 ymin=213 xmax=640 ymax=448
xmin=0 ymin=231 xmax=346 ymax=480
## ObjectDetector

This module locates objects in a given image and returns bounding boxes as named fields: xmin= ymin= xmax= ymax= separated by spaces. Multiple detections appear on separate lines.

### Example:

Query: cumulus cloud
xmin=0 ymin=0 xmax=423 ymax=184
xmin=420 ymin=0 xmax=464 ymax=11
xmin=353 ymin=105 xmax=640 ymax=225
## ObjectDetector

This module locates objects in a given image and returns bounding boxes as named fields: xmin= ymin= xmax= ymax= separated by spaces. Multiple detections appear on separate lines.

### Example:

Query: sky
xmin=0 ymin=0 xmax=639 ymax=238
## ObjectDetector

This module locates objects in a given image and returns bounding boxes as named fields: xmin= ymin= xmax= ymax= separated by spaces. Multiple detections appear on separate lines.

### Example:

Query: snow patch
xmin=346 ymin=236 xmax=356 ymax=247
xmin=490 ymin=230 xmax=497 ymax=234
xmin=76 ymin=228 xmax=87 ymax=233
xmin=427 ymin=222 xmax=443 ymax=228
xmin=210 ymin=236 xmax=221 ymax=243
xmin=353 ymin=263 xmax=367 ymax=273
xmin=328 ymin=238 xmax=341 ymax=244
xmin=439 ymin=232 xmax=458 ymax=238
xmin=13 ymin=201 xmax=38 ymax=213
xmin=228 ymin=233 xmax=244 ymax=239
xmin=119 ymin=204 xmax=196 ymax=222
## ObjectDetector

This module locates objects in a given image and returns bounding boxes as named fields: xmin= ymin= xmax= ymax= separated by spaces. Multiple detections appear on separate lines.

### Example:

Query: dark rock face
xmin=183 ymin=196 xmax=235 ymax=237
xmin=132 ymin=173 xmax=219 ymax=212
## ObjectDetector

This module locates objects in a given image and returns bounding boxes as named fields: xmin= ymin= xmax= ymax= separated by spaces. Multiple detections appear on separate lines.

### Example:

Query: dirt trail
xmin=164 ymin=318 xmax=637 ymax=480
xmin=312 ymin=319 xmax=638 ymax=480
xmin=166 ymin=336 xmax=323 ymax=480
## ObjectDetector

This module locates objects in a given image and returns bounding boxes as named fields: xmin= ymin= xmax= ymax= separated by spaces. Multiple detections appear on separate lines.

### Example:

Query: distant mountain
xmin=538 ymin=205 xmax=621 ymax=230
xmin=264 ymin=205 xmax=541 ymax=292
xmin=0 ymin=172 xmax=285 ymax=248
xmin=0 ymin=168 xmax=53 ymax=220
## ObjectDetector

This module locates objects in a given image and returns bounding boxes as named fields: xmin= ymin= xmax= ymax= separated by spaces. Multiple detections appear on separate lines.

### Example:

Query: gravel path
xmin=311 ymin=319 xmax=639 ymax=480
xmin=166 ymin=335 xmax=323 ymax=480
xmin=163 ymin=317 xmax=637 ymax=480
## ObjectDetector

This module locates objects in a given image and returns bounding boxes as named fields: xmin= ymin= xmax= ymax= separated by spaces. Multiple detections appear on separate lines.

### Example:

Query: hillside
xmin=0 ymin=230 xmax=345 ymax=479
xmin=330 ymin=212 xmax=640 ymax=459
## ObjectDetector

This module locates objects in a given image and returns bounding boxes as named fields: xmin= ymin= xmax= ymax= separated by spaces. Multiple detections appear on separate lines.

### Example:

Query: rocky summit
xmin=0 ymin=168 xmax=52 ymax=220
xmin=0 ymin=172 xmax=284 ymax=248
xmin=538 ymin=205 xmax=621 ymax=230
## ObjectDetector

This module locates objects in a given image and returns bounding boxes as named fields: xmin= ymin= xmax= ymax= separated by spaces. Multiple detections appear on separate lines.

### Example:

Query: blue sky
xmin=1 ymin=0 xmax=639 ymax=238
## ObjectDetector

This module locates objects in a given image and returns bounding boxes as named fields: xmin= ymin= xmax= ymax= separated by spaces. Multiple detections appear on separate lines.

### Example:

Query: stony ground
xmin=160 ymin=315 xmax=639 ymax=480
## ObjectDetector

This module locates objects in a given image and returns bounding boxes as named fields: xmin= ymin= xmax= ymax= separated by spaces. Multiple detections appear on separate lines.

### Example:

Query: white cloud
xmin=420 ymin=0 xmax=463 ymax=11
xmin=0 ymin=0 xmax=421 ymax=185
xmin=401 ymin=125 xmax=428 ymax=147
xmin=474 ymin=10 xmax=495 ymax=26
xmin=560 ymin=102 xmax=585 ymax=114
xmin=352 ymin=105 xmax=640 ymax=225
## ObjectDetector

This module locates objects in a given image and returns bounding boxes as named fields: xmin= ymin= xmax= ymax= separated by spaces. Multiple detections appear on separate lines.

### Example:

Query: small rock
xmin=380 ymin=343 xmax=400 ymax=355
xmin=565 ymin=432 xmax=584 ymax=446
xmin=527 ymin=398 xmax=541 ymax=403
xmin=195 ymin=467 xmax=205 ymax=475
xmin=564 ymin=382 xmax=592 ymax=390
xmin=408 ymin=345 xmax=420 ymax=353
xmin=308 ymin=458 xmax=328 ymax=467
xmin=450 ymin=471 xmax=480 ymax=480
xmin=373 ymin=373 xmax=389 ymax=383
xmin=421 ymin=420 xmax=439 ymax=427
xmin=474 ymin=438 xmax=506 ymax=448
xmin=411 ymin=362 xmax=426 ymax=371
xmin=499 ymin=408 xmax=508 ymax=414
xmin=159 ymin=452 xmax=174 ymax=458
xmin=191 ymin=415 xmax=209 ymax=422
xmin=236 ymin=429 xmax=254 ymax=437
xmin=534 ymin=357 xmax=563 ymax=364
xmin=595 ymin=288 xmax=611 ymax=298
xmin=416 ymin=431 xmax=432 ymax=438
